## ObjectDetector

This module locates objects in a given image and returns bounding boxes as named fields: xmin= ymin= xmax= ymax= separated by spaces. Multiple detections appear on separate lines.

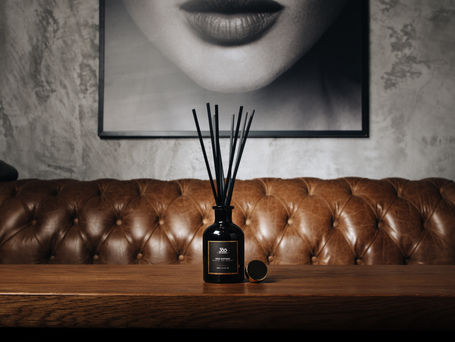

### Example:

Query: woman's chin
xmin=186 ymin=71 xmax=280 ymax=94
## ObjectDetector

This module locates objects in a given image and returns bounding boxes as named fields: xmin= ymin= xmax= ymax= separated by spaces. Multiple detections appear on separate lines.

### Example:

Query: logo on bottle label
xmin=208 ymin=241 xmax=239 ymax=275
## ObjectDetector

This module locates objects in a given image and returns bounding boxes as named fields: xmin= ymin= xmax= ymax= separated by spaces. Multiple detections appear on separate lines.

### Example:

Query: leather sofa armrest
xmin=0 ymin=160 xmax=18 ymax=181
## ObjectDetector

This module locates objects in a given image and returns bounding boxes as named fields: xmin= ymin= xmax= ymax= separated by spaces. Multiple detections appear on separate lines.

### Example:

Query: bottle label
xmin=208 ymin=241 xmax=239 ymax=275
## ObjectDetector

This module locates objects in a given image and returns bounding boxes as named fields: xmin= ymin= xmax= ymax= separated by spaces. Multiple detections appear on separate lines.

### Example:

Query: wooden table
xmin=0 ymin=264 xmax=454 ymax=331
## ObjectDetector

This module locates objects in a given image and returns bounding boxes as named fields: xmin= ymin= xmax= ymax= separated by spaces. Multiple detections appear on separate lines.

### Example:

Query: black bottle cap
xmin=245 ymin=260 xmax=268 ymax=283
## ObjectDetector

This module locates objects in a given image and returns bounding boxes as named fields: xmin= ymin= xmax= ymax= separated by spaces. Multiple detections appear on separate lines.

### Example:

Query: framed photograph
xmin=99 ymin=0 xmax=369 ymax=138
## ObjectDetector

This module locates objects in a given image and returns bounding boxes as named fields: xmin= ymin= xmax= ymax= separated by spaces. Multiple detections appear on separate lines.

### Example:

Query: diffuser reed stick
xmin=192 ymin=109 xmax=217 ymax=201
xmin=205 ymin=103 xmax=220 ymax=205
xmin=224 ymin=107 xmax=243 ymax=203
xmin=192 ymin=103 xmax=254 ymax=208
xmin=225 ymin=110 xmax=255 ymax=207
xmin=214 ymin=105 xmax=225 ymax=202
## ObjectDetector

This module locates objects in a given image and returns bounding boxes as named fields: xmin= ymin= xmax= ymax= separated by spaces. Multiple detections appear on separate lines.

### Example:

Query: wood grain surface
xmin=0 ymin=265 xmax=454 ymax=330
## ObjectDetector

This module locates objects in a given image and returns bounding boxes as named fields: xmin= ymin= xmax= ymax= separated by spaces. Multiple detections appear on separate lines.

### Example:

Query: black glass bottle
xmin=203 ymin=205 xmax=244 ymax=283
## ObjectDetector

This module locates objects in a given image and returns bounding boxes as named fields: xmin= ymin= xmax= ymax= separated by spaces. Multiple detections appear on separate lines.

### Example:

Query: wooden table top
xmin=1 ymin=264 xmax=454 ymax=330
xmin=1 ymin=264 xmax=454 ymax=296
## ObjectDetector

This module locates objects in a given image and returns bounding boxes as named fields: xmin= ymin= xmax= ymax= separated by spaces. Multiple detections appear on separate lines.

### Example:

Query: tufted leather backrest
xmin=0 ymin=178 xmax=454 ymax=265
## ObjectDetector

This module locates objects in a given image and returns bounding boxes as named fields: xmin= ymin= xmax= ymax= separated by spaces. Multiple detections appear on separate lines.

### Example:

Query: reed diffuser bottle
xmin=203 ymin=206 xmax=244 ymax=283
xmin=192 ymin=103 xmax=254 ymax=283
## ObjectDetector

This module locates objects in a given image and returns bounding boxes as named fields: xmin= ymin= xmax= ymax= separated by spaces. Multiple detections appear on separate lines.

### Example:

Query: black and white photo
xmin=99 ymin=0 xmax=369 ymax=137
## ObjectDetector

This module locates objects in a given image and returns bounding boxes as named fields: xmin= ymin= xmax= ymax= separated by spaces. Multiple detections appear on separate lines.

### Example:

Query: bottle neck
xmin=213 ymin=205 xmax=233 ymax=223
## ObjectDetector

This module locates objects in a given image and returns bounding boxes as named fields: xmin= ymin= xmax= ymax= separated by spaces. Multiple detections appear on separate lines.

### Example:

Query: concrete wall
xmin=1 ymin=0 xmax=454 ymax=181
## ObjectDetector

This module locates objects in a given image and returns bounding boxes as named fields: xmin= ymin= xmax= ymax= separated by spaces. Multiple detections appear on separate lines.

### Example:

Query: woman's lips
xmin=179 ymin=0 xmax=284 ymax=46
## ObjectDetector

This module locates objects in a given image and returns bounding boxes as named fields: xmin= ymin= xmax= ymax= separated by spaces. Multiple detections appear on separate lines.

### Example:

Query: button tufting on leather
xmin=420 ymin=216 xmax=427 ymax=228
xmin=1 ymin=178 xmax=454 ymax=265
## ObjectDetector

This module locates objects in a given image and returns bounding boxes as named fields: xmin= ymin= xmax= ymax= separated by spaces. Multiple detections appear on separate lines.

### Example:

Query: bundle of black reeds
xmin=192 ymin=103 xmax=255 ymax=207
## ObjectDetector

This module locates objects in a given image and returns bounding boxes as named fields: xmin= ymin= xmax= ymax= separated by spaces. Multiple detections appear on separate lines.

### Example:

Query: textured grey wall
xmin=1 ymin=0 xmax=454 ymax=181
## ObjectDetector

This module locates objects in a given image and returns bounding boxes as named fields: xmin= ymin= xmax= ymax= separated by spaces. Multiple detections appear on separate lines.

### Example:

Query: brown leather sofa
xmin=1 ymin=177 xmax=454 ymax=265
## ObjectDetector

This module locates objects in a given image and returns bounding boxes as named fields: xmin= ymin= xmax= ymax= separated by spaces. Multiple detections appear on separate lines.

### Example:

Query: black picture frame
xmin=98 ymin=0 xmax=369 ymax=139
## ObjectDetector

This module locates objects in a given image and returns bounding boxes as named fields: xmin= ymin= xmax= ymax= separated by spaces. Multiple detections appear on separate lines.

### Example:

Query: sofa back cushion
xmin=0 ymin=178 xmax=454 ymax=265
